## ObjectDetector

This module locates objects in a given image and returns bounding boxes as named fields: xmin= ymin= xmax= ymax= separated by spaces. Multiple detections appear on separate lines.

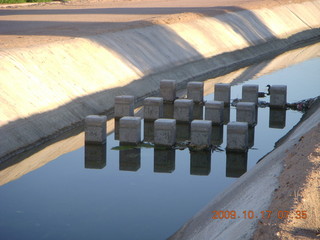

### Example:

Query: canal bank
xmin=1 ymin=0 xmax=320 ymax=161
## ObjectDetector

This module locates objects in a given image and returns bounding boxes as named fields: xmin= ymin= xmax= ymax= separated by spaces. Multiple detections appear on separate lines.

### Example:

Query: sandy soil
xmin=253 ymin=107 xmax=320 ymax=239
xmin=0 ymin=0 xmax=310 ymax=49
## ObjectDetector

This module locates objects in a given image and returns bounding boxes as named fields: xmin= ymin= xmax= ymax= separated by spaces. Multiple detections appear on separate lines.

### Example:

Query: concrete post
xmin=236 ymin=102 xmax=257 ymax=126
xmin=114 ymin=95 xmax=134 ymax=118
xmin=154 ymin=119 xmax=176 ymax=146
xmin=143 ymin=97 xmax=163 ymax=121
xmin=223 ymin=107 xmax=230 ymax=124
xmin=226 ymin=122 xmax=248 ymax=152
xmin=174 ymin=99 xmax=193 ymax=123
xmin=211 ymin=125 xmax=224 ymax=146
xmin=143 ymin=121 xmax=154 ymax=142
xmin=176 ymin=123 xmax=190 ymax=142
xmin=193 ymin=104 xmax=203 ymax=120
xmin=214 ymin=83 xmax=231 ymax=106
xmin=187 ymin=81 xmax=204 ymax=103
xmin=85 ymin=115 xmax=107 ymax=144
xmin=160 ymin=79 xmax=176 ymax=102
xmin=270 ymin=85 xmax=287 ymax=108
xmin=205 ymin=100 xmax=224 ymax=125
xmin=190 ymin=120 xmax=212 ymax=147
xmin=119 ymin=116 xmax=141 ymax=144
xmin=163 ymin=102 xmax=174 ymax=118
xmin=242 ymin=84 xmax=258 ymax=105
xmin=154 ymin=149 xmax=175 ymax=173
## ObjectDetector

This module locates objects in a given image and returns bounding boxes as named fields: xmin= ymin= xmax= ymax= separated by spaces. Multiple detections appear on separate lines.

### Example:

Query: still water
xmin=0 ymin=57 xmax=319 ymax=240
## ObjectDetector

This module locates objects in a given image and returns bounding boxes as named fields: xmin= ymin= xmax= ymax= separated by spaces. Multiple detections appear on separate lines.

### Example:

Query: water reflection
xmin=176 ymin=123 xmax=190 ymax=142
xmin=223 ymin=107 xmax=230 ymax=124
xmin=269 ymin=108 xmax=286 ymax=129
xmin=226 ymin=151 xmax=248 ymax=178
xmin=211 ymin=125 xmax=224 ymax=146
xmin=154 ymin=149 xmax=175 ymax=173
xmin=119 ymin=145 xmax=141 ymax=171
xmin=163 ymin=103 xmax=174 ymax=118
xmin=114 ymin=119 xmax=120 ymax=140
xmin=193 ymin=104 xmax=203 ymax=120
xmin=144 ymin=121 xmax=154 ymax=143
xmin=248 ymin=126 xmax=255 ymax=148
xmin=85 ymin=143 xmax=107 ymax=169
xmin=190 ymin=151 xmax=211 ymax=176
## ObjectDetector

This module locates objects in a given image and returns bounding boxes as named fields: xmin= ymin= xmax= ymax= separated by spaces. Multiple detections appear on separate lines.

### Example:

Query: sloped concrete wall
xmin=0 ymin=0 xmax=320 ymax=160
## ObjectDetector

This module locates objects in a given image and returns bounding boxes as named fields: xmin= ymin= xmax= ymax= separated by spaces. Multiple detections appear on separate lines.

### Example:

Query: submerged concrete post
xmin=114 ymin=95 xmax=134 ymax=118
xmin=270 ymin=85 xmax=287 ymax=108
xmin=214 ymin=83 xmax=231 ymax=106
xmin=191 ymin=120 xmax=212 ymax=147
xmin=187 ymin=82 xmax=204 ymax=103
xmin=85 ymin=115 xmax=107 ymax=144
xmin=226 ymin=122 xmax=248 ymax=152
xmin=242 ymin=84 xmax=258 ymax=105
xmin=174 ymin=99 xmax=193 ymax=123
xmin=154 ymin=119 xmax=176 ymax=146
xmin=205 ymin=100 xmax=224 ymax=125
xmin=236 ymin=102 xmax=257 ymax=126
xmin=160 ymin=80 xmax=176 ymax=102
xmin=143 ymin=97 xmax=163 ymax=121
xmin=119 ymin=116 xmax=141 ymax=144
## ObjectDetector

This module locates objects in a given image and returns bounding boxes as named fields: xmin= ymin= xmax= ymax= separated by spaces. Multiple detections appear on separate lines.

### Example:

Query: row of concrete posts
xmin=85 ymin=80 xmax=287 ymax=152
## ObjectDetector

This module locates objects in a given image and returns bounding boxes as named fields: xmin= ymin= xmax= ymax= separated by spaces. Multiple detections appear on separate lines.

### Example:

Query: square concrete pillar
xmin=187 ymin=81 xmax=204 ymax=103
xmin=242 ymin=84 xmax=258 ymax=105
xmin=160 ymin=80 xmax=176 ymax=102
xmin=174 ymin=99 xmax=193 ymax=123
xmin=236 ymin=102 xmax=257 ymax=126
xmin=85 ymin=115 xmax=107 ymax=144
xmin=190 ymin=120 xmax=212 ymax=147
xmin=119 ymin=116 xmax=141 ymax=144
xmin=114 ymin=95 xmax=134 ymax=118
xmin=143 ymin=97 xmax=163 ymax=121
xmin=205 ymin=100 xmax=224 ymax=125
xmin=214 ymin=83 xmax=231 ymax=106
xmin=226 ymin=122 xmax=248 ymax=152
xmin=154 ymin=119 xmax=176 ymax=146
xmin=270 ymin=85 xmax=287 ymax=108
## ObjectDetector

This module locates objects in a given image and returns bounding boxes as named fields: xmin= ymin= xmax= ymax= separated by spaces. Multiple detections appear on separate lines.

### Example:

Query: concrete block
xmin=270 ymin=85 xmax=287 ymax=108
xmin=226 ymin=122 xmax=248 ymax=152
xmin=193 ymin=104 xmax=203 ymax=120
xmin=143 ymin=97 xmax=163 ymax=121
xmin=119 ymin=147 xmax=141 ymax=171
xmin=114 ymin=95 xmax=134 ymax=118
xmin=143 ymin=121 xmax=154 ymax=142
xmin=154 ymin=119 xmax=176 ymax=146
xmin=269 ymin=109 xmax=286 ymax=129
xmin=176 ymin=123 xmax=190 ymax=142
xmin=191 ymin=120 xmax=212 ymax=147
xmin=211 ymin=125 xmax=224 ymax=146
xmin=85 ymin=115 xmax=107 ymax=144
xmin=187 ymin=81 xmax=204 ymax=103
xmin=163 ymin=103 xmax=174 ymax=118
xmin=174 ymin=99 xmax=193 ymax=123
xmin=84 ymin=143 xmax=107 ymax=169
xmin=226 ymin=151 xmax=248 ymax=178
xmin=190 ymin=151 xmax=211 ymax=176
xmin=248 ymin=126 xmax=255 ymax=148
xmin=114 ymin=119 xmax=120 ymax=140
xmin=242 ymin=84 xmax=258 ymax=104
xmin=236 ymin=102 xmax=257 ymax=126
xmin=119 ymin=117 xmax=141 ymax=144
xmin=154 ymin=149 xmax=175 ymax=173
xmin=223 ymin=107 xmax=230 ymax=124
xmin=160 ymin=80 xmax=176 ymax=102
xmin=205 ymin=100 xmax=224 ymax=125
xmin=214 ymin=83 xmax=231 ymax=106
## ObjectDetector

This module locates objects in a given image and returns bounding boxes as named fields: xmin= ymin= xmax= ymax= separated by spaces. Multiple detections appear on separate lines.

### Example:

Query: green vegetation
xmin=0 ymin=0 xmax=53 ymax=4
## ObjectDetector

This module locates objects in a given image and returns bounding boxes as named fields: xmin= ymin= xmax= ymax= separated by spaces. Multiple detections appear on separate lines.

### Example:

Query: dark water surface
xmin=0 ymin=57 xmax=319 ymax=240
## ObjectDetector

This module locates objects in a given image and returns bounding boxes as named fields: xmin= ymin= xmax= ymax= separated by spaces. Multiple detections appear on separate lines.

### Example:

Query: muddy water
xmin=0 ymin=57 xmax=319 ymax=240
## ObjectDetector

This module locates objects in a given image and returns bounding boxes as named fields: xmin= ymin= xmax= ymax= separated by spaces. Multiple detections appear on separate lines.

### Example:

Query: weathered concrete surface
xmin=169 ymin=99 xmax=320 ymax=240
xmin=0 ymin=41 xmax=319 ymax=187
xmin=0 ymin=0 xmax=319 ymax=160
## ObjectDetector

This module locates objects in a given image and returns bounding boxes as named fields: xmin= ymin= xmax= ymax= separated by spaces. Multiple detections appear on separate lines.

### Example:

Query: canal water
xmin=0 ymin=55 xmax=319 ymax=240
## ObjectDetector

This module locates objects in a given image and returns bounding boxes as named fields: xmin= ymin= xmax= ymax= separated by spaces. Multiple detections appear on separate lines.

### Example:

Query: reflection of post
xmin=193 ymin=104 xmax=203 ymax=120
xmin=223 ymin=107 xmax=230 ymax=125
xmin=119 ymin=147 xmax=141 ymax=171
xmin=269 ymin=108 xmax=286 ymax=129
xmin=176 ymin=123 xmax=190 ymax=142
xmin=211 ymin=125 xmax=224 ymax=146
xmin=144 ymin=121 xmax=154 ymax=143
xmin=226 ymin=151 xmax=248 ymax=178
xmin=85 ymin=143 xmax=107 ymax=169
xmin=154 ymin=149 xmax=175 ymax=173
xmin=190 ymin=151 xmax=211 ymax=176
xmin=248 ymin=126 xmax=255 ymax=148
xmin=114 ymin=119 xmax=120 ymax=140
xmin=163 ymin=103 xmax=174 ymax=118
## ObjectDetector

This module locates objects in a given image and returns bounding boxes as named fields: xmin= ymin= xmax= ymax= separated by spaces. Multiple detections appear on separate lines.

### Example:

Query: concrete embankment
xmin=0 ymin=0 xmax=320 ymax=161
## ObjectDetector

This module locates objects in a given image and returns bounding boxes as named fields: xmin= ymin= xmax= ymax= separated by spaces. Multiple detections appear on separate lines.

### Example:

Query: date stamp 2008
xmin=211 ymin=210 xmax=307 ymax=220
